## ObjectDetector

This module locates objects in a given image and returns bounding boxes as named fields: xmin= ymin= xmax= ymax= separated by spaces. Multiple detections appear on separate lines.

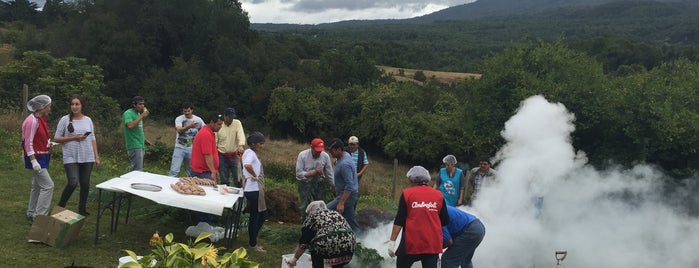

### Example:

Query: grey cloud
xmin=288 ymin=0 xmax=468 ymax=12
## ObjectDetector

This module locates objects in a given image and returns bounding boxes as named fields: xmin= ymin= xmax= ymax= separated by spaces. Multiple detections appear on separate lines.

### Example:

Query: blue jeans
xmin=327 ymin=191 xmax=360 ymax=233
xmin=218 ymin=154 xmax=240 ymax=187
xmin=441 ymin=219 xmax=486 ymax=268
xmin=168 ymin=146 xmax=192 ymax=177
xmin=127 ymin=148 xmax=144 ymax=171
xmin=191 ymin=171 xmax=215 ymax=224
xmin=244 ymin=191 xmax=268 ymax=247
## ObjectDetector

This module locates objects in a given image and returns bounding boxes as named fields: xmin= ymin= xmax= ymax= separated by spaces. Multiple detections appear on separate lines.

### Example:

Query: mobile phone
xmin=84 ymin=131 xmax=92 ymax=136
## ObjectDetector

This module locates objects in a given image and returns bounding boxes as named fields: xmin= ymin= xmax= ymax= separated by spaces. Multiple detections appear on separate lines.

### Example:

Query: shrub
xmin=145 ymin=141 xmax=172 ymax=167
xmin=264 ymin=162 xmax=295 ymax=182
xmin=413 ymin=70 xmax=426 ymax=82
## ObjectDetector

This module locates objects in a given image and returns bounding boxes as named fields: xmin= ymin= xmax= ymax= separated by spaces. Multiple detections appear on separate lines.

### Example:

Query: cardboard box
xmin=28 ymin=206 xmax=85 ymax=248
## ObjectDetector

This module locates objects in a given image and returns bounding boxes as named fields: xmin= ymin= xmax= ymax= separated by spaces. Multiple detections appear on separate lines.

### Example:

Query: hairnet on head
xmin=306 ymin=200 xmax=327 ymax=215
xmin=27 ymin=95 xmax=51 ymax=112
xmin=407 ymin=166 xmax=431 ymax=183
xmin=442 ymin=155 xmax=457 ymax=165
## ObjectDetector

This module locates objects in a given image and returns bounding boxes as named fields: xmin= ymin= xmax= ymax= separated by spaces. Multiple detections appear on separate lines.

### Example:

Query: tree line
xmin=0 ymin=0 xmax=696 ymax=177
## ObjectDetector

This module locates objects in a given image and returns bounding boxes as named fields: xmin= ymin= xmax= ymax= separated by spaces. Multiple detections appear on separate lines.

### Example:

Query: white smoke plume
xmin=358 ymin=95 xmax=699 ymax=268
xmin=474 ymin=95 xmax=699 ymax=267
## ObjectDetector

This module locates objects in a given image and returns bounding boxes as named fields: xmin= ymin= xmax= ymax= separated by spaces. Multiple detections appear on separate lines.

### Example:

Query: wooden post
xmin=23 ymin=84 xmax=28 ymax=116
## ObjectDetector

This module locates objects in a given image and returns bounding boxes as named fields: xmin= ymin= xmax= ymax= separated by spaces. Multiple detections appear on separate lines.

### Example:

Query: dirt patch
xmin=378 ymin=65 xmax=481 ymax=84
xmin=0 ymin=44 xmax=15 ymax=66
xmin=357 ymin=206 xmax=395 ymax=230
xmin=265 ymin=188 xmax=302 ymax=224
xmin=264 ymin=189 xmax=395 ymax=230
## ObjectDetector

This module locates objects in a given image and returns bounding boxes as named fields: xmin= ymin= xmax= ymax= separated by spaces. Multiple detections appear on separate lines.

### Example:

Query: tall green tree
xmin=318 ymin=46 xmax=381 ymax=88
xmin=37 ymin=0 xmax=256 ymax=113
xmin=0 ymin=0 xmax=39 ymax=22
xmin=610 ymin=59 xmax=699 ymax=176
xmin=266 ymin=85 xmax=334 ymax=139
xmin=462 ymin=39 xmax=624 ymax=167
xmin=0 ymin=51 xmax=120 ymax=126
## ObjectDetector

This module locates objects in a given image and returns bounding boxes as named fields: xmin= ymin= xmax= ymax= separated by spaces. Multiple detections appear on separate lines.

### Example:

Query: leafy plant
xmin=354 ymin=242 xmax=384 ymax=268
xmin=121 ymin=232 xmax=259 ymax=268
xmin=263 ymin=162 xmax=295 ymax=182
xmin=144 ymin=141 xmax=172 ymax=167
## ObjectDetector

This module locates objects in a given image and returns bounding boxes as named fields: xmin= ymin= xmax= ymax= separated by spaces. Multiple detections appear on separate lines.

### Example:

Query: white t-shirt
xmin=54 ymin=115 xmax=96 ymax=164
xmin=174 ymin=114 xmax=205 ymax=148
xmin=242 ymin=148 xmax=262 ymax=192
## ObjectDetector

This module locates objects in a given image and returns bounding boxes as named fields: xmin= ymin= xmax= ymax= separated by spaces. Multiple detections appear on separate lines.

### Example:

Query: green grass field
xmin=1 ymin=113 xmax=412 ymax=267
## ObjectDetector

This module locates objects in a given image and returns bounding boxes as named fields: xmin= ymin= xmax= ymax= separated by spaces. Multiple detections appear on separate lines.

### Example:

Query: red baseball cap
xmin=311 ymin=138 xmax=325 ymax=152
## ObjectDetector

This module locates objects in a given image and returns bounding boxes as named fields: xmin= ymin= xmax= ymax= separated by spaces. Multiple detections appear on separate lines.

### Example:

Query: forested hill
xmin=253 ymin=0 xmax=699 ymax=73
xmin=409 ymin=0 xmax=615 ymax=22
xmin=252 ymin=0 xmax=699 ymax=30
xmin=408 ymin=0 xmax=696 ymax=22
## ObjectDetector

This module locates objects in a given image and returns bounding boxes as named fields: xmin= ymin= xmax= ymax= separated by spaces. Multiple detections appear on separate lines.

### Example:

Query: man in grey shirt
xmin=296 ymin=138 xmax=334 ymax=218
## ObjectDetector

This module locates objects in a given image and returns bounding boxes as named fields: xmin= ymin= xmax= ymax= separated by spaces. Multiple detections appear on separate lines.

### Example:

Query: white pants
xmin=27 ymin=169 xmax=54 ymax=218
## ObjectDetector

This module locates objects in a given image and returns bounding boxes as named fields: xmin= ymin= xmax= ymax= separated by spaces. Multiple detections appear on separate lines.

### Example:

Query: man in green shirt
xmin=123 ymin=96 xmax=152 ymax=171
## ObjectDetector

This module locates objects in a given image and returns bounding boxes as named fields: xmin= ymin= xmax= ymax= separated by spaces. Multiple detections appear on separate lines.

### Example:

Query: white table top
xmin=96 ymin=171 xmax=242 ymax=216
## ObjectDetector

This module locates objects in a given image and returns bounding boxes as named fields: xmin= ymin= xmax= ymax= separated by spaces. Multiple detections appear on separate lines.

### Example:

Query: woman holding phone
xmin=54 ymin=95 xmax=100 ymax=216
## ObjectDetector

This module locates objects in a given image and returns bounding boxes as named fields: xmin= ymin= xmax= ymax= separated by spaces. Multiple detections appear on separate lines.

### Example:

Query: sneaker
xmin=27 ymin=216 xmax=34 ymax=226
xmin=251 ymin=245 xmax=266 ymax=253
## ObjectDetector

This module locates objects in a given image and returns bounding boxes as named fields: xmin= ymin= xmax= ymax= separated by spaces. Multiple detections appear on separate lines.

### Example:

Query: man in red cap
xmin=295 ymin=138 xmax=335 ymax=218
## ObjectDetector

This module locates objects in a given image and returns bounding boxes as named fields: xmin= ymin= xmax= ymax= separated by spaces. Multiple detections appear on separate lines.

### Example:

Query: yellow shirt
xmin=216 ymin=119 xmax=245 ymax=153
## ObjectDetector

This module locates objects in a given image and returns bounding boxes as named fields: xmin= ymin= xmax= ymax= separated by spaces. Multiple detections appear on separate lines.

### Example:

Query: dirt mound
xmin=265 ymin=188 xmax=302 ymax=223
xmin=357 ymin=206 xmax=395 ymax=230
xmin=263 ymin=190 xmax=395 ymax=229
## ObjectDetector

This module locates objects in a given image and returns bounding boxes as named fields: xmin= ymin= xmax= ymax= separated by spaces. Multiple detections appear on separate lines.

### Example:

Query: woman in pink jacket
xmin=22 ymin=95 xmax=54 ymax=225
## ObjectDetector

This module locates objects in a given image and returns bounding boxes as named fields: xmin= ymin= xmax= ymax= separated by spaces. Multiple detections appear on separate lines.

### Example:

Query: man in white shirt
xmin=168 ymin=102 xmax=205 ymax=177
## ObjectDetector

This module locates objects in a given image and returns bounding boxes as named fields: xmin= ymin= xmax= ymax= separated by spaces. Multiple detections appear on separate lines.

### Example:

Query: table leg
xmin=125 ymin=194 xmax=132 ymax=224
xmin=224 ymin=196 xmax=245 ymax=248
xmin=94 ymin=188 xmax=103 ymax=245
xmin=95 ymin=190 xmax=123 ymax=244
xmin=111 ymin=192 xmax=118 ymax=233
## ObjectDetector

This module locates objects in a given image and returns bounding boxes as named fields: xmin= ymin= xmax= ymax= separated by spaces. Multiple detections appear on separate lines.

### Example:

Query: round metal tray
xmin=131 ymin=183 xmax=162 ymax=192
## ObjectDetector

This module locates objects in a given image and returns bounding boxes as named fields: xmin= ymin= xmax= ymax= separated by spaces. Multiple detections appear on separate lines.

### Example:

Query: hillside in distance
xmin=253 ymin=0 xmax=699 ymax=72
xmin=253 ymin=0 xmax=699 ymax=30
xmin=408 ymin=0 xmax=695 ymax=22
xmin=409 ymin=0 xmax=615 ymax=22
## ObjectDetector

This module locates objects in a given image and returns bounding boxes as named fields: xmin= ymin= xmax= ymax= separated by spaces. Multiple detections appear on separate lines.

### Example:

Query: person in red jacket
xmin=22 ymin=95 xmax=54 ymax=225
xmin=388 ymin=166 xmax=449 ymax=268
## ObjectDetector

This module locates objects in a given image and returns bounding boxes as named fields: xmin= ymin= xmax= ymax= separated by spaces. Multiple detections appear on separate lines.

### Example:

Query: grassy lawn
xmin=1 ymin=113 xmax=412 ymax=267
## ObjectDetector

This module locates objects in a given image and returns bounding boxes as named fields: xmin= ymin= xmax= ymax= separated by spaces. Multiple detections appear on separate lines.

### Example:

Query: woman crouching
xmin=286 ymin=200 xmax=356 ymax=268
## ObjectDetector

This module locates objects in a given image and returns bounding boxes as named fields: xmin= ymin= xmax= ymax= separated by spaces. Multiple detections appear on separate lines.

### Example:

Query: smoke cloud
xmin=358 ymin=95 xmax=699 ymax=267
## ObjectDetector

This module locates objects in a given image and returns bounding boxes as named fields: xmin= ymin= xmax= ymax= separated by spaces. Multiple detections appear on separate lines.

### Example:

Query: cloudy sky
xmin=28 ymin=0 xmax=475 ymax=25
xmin=238 ymin=0 xmax=476 ymax=24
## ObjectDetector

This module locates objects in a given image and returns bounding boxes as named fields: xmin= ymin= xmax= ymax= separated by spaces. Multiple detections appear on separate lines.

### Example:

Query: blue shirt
xmin=333 ymin=152 xmax=359 ymax=194
xmin=349 ymin=149 xmax=368 ymax=165
xmin=442 ymin=205 xmax=478 ymax=243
